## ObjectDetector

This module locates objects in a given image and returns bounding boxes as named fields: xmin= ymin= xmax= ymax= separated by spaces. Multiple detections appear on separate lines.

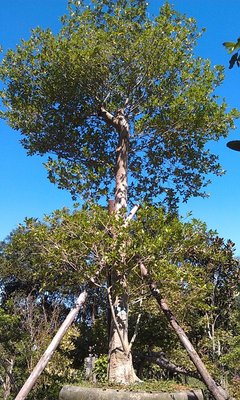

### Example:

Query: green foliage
xmin=223 ymin=37 xmax=240 ymax=53
xmin=73 ymin=312 xmax=108 ymax=367
xmin=1 ymin=206 xmax=113 ymax=292
xmin=0 ymin=204 xmax=239 ymax=396
xmin=223 ymin=37 xmax=240 ymax=68
xmin=2 ymin=205 xmax=239 ymax=327
xmin=219 ymin=296 xmax=240 ymax=376
xmin=0 ymin=0 xmax=238 ymax=207
xmin=93 ymin=355 xmax=108 ymax=382
xmin=228 ymin=376 xmax=240 ymax=399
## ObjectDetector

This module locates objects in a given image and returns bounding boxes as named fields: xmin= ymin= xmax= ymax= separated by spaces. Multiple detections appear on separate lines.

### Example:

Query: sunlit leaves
xmin=0 ymin=1 xmax=238 ymax=208
xmin=1 ymin=203 xmax=239 ymax=388
xmin=223 ymin=37 xmax=240 ymax=69
xmin=2 ymin=205 xmax=238 ymax=323
xmin=223 ymin=37 xmax=240 ymax=54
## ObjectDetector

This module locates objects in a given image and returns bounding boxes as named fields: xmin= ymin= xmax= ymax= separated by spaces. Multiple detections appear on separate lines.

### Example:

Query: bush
xmin=93 ymin=355 xmax=108 ymax=382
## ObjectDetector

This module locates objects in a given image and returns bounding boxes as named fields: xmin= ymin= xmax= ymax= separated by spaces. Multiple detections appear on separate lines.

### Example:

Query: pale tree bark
xmin=107 ymin=288 xmax=139 ymax=384
xmin=107 ymin=204 xmax=140 ymax=384
xmin=100 ymin=107 xmax=140 ymax=384
xmin=114 ymin=108 xmax=129 ymax=211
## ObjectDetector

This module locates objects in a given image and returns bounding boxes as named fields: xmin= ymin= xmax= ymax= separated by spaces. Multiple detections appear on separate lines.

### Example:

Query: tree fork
xmin=140 ymin=262 xmax=231 ymax=400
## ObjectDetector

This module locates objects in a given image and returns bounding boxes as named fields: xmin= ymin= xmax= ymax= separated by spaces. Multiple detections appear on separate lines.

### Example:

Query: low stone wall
xmin=59 ymin=386 xmax=205 ymax=400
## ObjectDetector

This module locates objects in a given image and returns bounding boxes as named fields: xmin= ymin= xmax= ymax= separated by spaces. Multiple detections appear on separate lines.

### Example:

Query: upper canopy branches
xmin=0 ymin=0 xmax=238 ymax=207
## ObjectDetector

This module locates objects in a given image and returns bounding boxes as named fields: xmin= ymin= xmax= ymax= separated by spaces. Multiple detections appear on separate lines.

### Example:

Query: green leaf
xmin=223 ymin=41 xmax=237 ymax=53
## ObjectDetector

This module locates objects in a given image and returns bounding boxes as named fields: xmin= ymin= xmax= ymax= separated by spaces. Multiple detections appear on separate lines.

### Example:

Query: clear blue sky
xmin=0 ymin=1 xmax=240 ymax=254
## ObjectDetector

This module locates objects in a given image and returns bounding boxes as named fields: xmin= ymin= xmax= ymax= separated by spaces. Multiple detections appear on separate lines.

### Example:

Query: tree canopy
xmin=0 ymin=0 xmax=238 ymax=207
xmin=0 ymin=206 xmax=239 ymax=398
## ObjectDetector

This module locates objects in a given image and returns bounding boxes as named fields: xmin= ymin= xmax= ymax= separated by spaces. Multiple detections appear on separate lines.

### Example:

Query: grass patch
xmin=75 ymin=379 xmax=204 ymax=393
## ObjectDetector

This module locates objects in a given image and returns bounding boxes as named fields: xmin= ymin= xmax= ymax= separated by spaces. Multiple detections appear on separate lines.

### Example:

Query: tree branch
xmin=107 ymin=287 xmax=129 ymax=355
xmin=124 ymin=204 xmax=140 ymax=226
xmin=98 ymin=106 xmax=116 ymax=128
xmin=135 ymin=351 xmax=199 ymax=379
xmin=129 ymin=310 xmax=142 ymax=351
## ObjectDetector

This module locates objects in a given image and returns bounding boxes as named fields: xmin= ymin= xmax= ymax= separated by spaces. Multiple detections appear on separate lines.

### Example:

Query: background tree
xmin=0 ymin=0 xmax=238 ymax=387
xmin=0 ymin=217 xmax=91 ymax=400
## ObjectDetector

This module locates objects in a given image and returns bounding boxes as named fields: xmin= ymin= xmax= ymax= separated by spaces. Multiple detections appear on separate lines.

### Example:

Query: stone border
xmin=59 ymin=386 xmax=205 ymax=400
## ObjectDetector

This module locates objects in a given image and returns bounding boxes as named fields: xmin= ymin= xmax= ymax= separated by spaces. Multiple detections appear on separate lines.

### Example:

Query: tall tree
xmin=0 ymin=0 xmax=238 ymax=386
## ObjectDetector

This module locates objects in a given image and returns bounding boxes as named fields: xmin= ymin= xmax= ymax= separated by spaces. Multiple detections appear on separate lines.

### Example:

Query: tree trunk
xmin=100 ymin=106 xmax=139 ymax=384
xmin=110 ymin=109 xmax=141 ymax=384
xmin=108 ymin=291 xmax=139 ymax=384
xmin=114 ymin=108 xmax=128 ymax=212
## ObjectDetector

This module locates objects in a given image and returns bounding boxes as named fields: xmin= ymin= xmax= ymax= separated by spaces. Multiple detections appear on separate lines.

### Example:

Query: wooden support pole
xmin=14 ymin=290 xmax=87 ymax=400
xmin=140 ymin=263 xmax=231 ymax=400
